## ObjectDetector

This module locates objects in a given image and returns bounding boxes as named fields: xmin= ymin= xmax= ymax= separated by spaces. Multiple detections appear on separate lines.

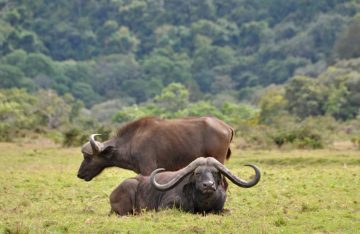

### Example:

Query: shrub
xmin=63 ymin=128 xmax=81 ymax=147
xmin=235 ymin=124 xmax=274 ymax=150
xmin=270 ymin=119 xmax=324 ymax=149
xmin=351 ymin=137 xmax=360 ymax=150
xmin=62 ymin=125 xmax=111 ymax=147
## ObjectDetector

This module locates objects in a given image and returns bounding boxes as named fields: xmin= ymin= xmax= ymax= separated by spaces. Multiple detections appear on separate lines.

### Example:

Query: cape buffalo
xmin=77 ymin=116 xmax=233 ymax=181
xmin=110 ymin=157 xmax=261 ymax=215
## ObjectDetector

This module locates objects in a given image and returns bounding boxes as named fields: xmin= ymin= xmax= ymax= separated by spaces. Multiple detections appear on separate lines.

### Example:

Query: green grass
xmin=0 ymin=143 xmax=359 ymax=233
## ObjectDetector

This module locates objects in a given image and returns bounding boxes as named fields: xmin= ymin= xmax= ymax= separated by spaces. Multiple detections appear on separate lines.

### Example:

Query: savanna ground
xmin=0 ymin=142 xmax=359 ymax=234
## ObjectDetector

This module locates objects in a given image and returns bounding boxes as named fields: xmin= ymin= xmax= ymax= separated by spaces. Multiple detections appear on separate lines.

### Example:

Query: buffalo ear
xmin=220 ymin=176 xmax=228 ymax=191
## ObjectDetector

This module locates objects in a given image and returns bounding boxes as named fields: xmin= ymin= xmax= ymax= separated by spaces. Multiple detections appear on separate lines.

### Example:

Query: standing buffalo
xmin=77 ymin=116 xmax=233 ymax=181
xmin=110 ymin=157 xmax=261 ymax=215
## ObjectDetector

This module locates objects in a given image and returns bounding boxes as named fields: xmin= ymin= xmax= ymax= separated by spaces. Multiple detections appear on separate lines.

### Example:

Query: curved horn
xmin=89 ymin=134 xmax=102 ymax=154
xmin=150 ymin=157 xmax=207 ymax=191
xmin=208 ymin=158 xmax=261 ymax=188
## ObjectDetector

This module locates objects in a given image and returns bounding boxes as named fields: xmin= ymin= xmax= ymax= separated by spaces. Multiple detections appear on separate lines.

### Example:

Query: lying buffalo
xmin=77 ymin=116 xmax=233 ymax=180
xmin=110 ymin=157 xmax=261 ymax=215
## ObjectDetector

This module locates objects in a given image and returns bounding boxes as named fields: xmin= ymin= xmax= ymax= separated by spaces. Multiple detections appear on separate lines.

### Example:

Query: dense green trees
xmin=285 ymin=76 xmax=327 ymax=118
xmin=264 ymin=58 xmax=360 ymax=121
xmin=0 ymin=89 xmax=38 ymax=141
xmin=335 ymin=14 xmax=360 ymax=59
xmin=0 ymin=87 xmax=90 ymax=142
xmin=0 ymin=0 xmax=360 ymax=147
xmin=1 ymin=0 xmax=359 ymax=106
xmin=112 ymin=83 xmax=259 ymax=126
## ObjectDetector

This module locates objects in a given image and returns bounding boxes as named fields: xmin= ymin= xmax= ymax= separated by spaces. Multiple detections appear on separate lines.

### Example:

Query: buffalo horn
xmin=207 ymin=157 xmax=261 ymax=188
xmin=89 ymin=134 xmax=102 ymax=154
xmin=150 ymin=157 xmax=207 ymax=191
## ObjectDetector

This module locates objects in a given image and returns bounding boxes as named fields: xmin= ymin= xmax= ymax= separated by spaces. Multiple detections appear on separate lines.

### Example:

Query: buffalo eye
xmin=84 ymin=154 xmax=91 ymax=162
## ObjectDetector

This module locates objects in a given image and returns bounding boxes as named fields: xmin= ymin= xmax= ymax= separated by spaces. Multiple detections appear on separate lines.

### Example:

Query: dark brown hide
xmin=77 ymin=116 xmax=233 ymax=181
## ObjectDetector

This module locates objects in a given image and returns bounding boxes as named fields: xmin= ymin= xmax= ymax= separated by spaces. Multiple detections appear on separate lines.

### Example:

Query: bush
xmin=235 ymin=124 xmax=274 ymax=150
xmin=62 ymin=125 xmax=111 ymax=147
xmin=231 ymin=114 xmax=329 ymax=150
xmin=63 ymin=128 xmax=82 ymax=147
xmin=351 ymin=137 xmax=360 ymax=150
xmin=269 ymin=117 xmax=324 ymax=149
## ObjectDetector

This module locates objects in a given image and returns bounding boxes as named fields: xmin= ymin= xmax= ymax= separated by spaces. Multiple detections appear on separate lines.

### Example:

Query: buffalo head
xmin=150 ymin=157 xmax=261 ymax=194
xmin=77 ymin=134 xmax=115 ymax=181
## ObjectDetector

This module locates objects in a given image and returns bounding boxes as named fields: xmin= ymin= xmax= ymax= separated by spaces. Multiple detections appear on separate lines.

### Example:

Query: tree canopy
xmin=0 ymin=0 xmax=360 ymax=146
xmin=0 ymin=0 xmax=359 ymax=107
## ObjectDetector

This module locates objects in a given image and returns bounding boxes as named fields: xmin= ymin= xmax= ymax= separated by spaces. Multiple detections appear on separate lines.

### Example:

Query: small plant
xmin=274 ymin=217 xmax=287 ymax=227
xmin=351 ymin=137 xmax=360 ymax=149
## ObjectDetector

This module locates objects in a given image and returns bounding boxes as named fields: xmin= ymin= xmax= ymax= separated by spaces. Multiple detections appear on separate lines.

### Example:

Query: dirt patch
xmin=331 ymin=141 xmax=357 ymax=150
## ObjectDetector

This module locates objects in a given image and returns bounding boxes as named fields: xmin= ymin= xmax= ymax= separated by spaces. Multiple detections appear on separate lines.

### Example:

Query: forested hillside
xmin=1 ymin=0 xmax=360 ymax=148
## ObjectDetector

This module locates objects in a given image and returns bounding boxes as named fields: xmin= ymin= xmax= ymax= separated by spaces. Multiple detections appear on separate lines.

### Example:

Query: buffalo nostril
xmin=203 ymin=181 xmax=214 ymax=188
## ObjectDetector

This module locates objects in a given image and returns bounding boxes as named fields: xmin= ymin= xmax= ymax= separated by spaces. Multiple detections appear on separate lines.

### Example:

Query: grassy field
xmin=0 ymin=142 xmax=359 ymax=234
